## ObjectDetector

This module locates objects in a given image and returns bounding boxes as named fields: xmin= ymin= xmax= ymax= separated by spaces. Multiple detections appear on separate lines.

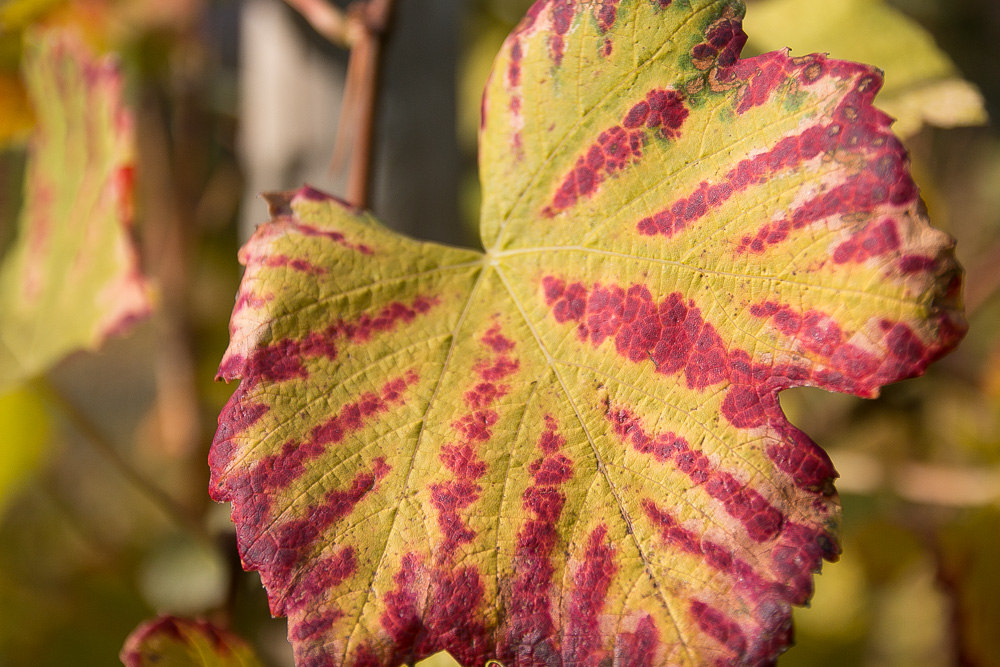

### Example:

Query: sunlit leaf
xmin=120 ymin=616 xmax=265 ymax=667
xmin=212 ymin=1 xmax=965 ymax=665
xmin=743 ymin=0 xmax=988 ymax=137
xmin=416 ymin=652 xmax=464 ymax=667
xmin=0 ymin=30 xmax=152 ymax=392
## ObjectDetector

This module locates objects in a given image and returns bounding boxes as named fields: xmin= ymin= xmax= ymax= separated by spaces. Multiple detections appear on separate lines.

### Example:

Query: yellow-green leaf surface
xmin=212 ymin=2 xmax=965 ymax=665
xmin=743 ymin=0 xmax=987 ymax=138
xmin=0 ymin=30 xmax=152 ymax=392
xmin=120 ymin=616 xmax=265 ymax=667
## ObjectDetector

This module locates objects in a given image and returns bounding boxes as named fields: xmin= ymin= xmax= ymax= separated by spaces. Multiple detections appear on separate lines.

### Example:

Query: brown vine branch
xmin=964 ymin=236 xmax=1000 ymax=315
xmin=285 ymin=0 xmax=395 ymax=208
xmin=31 ymin=376 xmax=214 ymax=549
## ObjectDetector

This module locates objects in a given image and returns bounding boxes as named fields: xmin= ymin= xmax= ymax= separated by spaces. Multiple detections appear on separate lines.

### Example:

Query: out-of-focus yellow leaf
xmin=0 ymin=386 xmax=49 ymax=515
xmin=0 ymin=0 xmax=65 ymax=30
xmin=0 ymin=30 xmax=153 ymax=392
xmin=744 ymin=0 xmax=988 ymax=137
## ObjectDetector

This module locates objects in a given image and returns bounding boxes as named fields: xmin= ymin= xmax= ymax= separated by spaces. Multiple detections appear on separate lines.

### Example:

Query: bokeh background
xmin=0 ymin=0 xmax=998 ymax=665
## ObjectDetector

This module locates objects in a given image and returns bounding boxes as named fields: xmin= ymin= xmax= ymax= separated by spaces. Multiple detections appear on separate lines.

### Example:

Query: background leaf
xmin=0 ymin=29 xmax=152 ymax=392
xmin=212 ymin=1 xmax=965 ymax=665
xmin=742 ymin=0 xmax=988 ymax=138
xmin=120 ymin=616 xmax=265 ymax=667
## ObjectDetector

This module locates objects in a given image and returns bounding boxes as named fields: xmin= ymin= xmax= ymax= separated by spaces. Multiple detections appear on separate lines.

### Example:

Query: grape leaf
xmin=120 ymin=616 xmax=265 ymax=667
xmin=0 ymin=30 xmax=152 ymax=392
xmin=743 ymin=0 xmax=988 ymax=138
xmin=211 ymin=1 xmax=966 ymax=665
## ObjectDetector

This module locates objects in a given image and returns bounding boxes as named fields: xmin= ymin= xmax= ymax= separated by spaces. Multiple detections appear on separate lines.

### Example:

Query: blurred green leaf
xmin=0 ymin=386 xmax=49 ymax=515
xmin=744 ymin=0 xmax=987 ymax=137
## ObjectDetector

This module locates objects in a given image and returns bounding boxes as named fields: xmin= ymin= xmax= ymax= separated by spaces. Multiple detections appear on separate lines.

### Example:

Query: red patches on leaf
xmin=615 ymin=615 xmax=660 ymax=667
xmin=545 ymin=88 xmax=688 ymax=216
xmin=297 ymin=223 xmax=374 ymax=255
xmin=440 ymin=444 xmax=489 ymax=479
xmin=611 ymin=408 xmax=785 ymax=542
xmin=642 ymin=498 xmax=825 ymax=662
xmin=211 ymin=372 xmax=412 ymax=615
xmin=749 ymin=300 xmax=961 ymax=398
xmin=382 ymin=553 xmax=425 ymax=659
xmin=690 ymin=600 xmax=747 ymax=661
xmin=382 ymin=554 xmax=491 ymax=667
xmin=508 ymin=40 xmax=523 ymax=88
xmin=691 ymin=13 xmax=746 ymax=71
xmin=541 ymin=278 xmax=848 ymax=491
xmin=424 ymin=568 xmax=491 ymax=665
xmin=500 ymin=417 xmax=574 ymax=666
xmin=899 ymin=255 xmax=938 ymax=274
xmin=622 ymin=89 xmax=689 ymax=139
xmin=431 ymin=324 xmax=520 ymax=563
xmin=639 ymin=55 xmax=919 ymax=251
xmin=770 ymin=522 xmax=839 ymax=604
xmin=238 ymin=459 xmax=390 ymax=617
xmin=549 ymin=0 xmax=577 ymax=66
xmin=482 ymin=323 xmax=516 ymax=352
xmin=263 ymin=254 xmax=328 ymax=275
xmin=219 ymin=296 xmax=438 ymax=387
xmin=476 ymin=355 xmax=520 ymax=381
xmin=727 ymin=52 xmax=803 ymax=115
xmin=291 ymin=611 xmax=343 ymax=641
xmin=564 ymin=524 xmax=618 ymax=665
xmin=286 ymin=547 xmax=357 ymax=615
xmin=737 ymin=170 xmax=914 ymax=255
xmin=465 ymin=381 xmax=509 ymax=408
xmin=543 ymin=278 xmax=731 ymax=390
xmin=595 ymin=1 xmax=620 ymax=32
xmin=833 ymin=218 xmax=901 ymax=264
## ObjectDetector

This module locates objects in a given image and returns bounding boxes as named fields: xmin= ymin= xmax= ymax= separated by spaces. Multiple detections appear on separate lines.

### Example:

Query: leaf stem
xmin=282 ymin=0 xmax=358 ymax=47
xmin=285 ymin=0 xmax=395 ymax=208
xmin=30 ymin=376 xmax=214 ymax=549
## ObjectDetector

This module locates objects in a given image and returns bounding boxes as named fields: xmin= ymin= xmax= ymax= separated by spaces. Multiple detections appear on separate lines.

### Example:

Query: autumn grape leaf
xmin=120 ymin=617 xmax=265 ymax=667
xmin=211 ymin=1 xmax=965 ymax=665
xmin=0 ymin=30 xmax=152 ymax=392
xmin=743 ymin=0 xmax=988 ymax=138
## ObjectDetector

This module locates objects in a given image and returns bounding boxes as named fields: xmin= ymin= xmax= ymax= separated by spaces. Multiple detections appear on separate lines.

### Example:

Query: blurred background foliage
xmin=0 ymin=0 xmax=998 ymax=665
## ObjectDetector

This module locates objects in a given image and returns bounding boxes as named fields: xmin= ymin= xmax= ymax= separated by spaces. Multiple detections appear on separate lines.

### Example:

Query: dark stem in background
xmin=285 ymin=0 xmax=396 ymax=208
xmin=965 ymin=238 xmax=1000 ymax=315
xmin=30 ymin=376 xmax=214 ymax=551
